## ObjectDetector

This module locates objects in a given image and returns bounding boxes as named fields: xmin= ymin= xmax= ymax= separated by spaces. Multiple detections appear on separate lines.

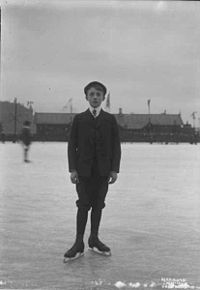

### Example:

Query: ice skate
xmin=63 ymin=240 xmax=84 ymax=262
xmin=88 ymin=235 xmax=111 ymax=256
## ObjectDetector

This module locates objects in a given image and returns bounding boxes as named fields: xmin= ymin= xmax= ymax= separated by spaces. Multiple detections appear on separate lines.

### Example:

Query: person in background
xmin=21 ymin=120 xmax=32 ymax=162
xmin=64 ymin=81 xmax=121 ymax=262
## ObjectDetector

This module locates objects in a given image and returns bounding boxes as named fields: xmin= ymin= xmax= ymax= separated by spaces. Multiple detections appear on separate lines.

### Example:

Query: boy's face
xmin=86 ymin=87 xmax=105 ymax=108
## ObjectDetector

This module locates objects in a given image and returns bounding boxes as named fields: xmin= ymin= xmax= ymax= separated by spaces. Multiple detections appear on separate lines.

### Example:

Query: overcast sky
xmin=1 ymin=0 xmax=200 ymax=123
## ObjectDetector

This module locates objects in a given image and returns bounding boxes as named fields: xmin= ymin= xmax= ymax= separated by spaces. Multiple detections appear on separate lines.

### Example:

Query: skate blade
xmin=63 ymin=252 xmax=84 ymax=263
xmin=89 ymin=247 xmax=111 ymax=256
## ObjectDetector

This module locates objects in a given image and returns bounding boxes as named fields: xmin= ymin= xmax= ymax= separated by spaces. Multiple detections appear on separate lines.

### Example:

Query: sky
xmin=1 ymin=0 xmax=200 ymax=124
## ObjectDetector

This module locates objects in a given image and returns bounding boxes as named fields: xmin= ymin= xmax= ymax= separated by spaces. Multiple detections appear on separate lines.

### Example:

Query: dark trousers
xmin=75 ymin=161 xmax=109 ymax=239
xmin=76 ymin=159 xmax=109 ymax=210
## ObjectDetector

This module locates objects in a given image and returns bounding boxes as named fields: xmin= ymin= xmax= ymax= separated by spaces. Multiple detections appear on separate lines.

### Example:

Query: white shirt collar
xmin=89 ymin=105 xmax=102 ymax=118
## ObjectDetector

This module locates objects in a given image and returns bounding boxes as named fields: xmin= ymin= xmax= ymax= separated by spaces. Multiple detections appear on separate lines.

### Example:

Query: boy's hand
xmin=70 ymin=170 xmax=79 ymax=184
xmin=108 ymin=171 xmax=118 ymax=184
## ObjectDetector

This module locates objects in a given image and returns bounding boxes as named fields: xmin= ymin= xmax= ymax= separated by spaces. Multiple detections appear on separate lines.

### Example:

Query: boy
xmin=64 ymin=81 xmax=121 ymax=261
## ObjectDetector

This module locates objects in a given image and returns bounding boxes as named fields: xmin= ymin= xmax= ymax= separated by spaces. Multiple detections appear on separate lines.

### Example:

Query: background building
xmin=34 ymin=113 xmax=75 ymax=141
xmin=1 ymin=101 xmax=198 ymax=143
xmin=0 ymin=100 xmax=35 ymax=141
xmin=34 ymin=110 xmax=198 ymax=143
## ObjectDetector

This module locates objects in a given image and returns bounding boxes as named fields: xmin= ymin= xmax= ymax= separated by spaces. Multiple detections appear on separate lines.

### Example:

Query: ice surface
xmin=0 ymin=142 xmax=200 ymax=289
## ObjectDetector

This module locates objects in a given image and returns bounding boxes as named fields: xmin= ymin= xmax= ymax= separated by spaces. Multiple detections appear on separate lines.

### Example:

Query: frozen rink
xmin=0 ymin=142 xmax=200 ymax=290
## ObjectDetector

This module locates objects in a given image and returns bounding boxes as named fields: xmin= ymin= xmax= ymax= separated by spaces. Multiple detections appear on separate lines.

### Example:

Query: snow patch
xmin=115 ymin=281 xmax=127 ymax=288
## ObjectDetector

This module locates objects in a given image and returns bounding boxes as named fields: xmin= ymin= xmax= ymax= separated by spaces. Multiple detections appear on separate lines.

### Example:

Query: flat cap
xmin=84 ymin=81 xmax=107 ymax=96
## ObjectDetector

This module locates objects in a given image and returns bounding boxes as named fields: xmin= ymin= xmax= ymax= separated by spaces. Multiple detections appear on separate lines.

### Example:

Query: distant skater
xmin=64 ymin=81 xmax=121 ymax=262
xmin=21 ymin=121 xmax=32 ymax=162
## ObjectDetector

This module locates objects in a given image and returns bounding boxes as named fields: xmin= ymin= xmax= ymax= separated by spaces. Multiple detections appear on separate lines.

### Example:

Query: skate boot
xmin=88 ymin=235 xmax=111 ymax=256
xmin=63 ymin=239 xmax=84 ymax=262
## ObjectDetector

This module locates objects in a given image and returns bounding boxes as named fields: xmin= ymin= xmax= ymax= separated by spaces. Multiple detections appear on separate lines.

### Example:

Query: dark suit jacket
xmin=68 ymin=109 xmax=121 ymax=177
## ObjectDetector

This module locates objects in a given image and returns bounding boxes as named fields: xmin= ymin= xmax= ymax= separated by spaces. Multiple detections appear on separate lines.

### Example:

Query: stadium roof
xmin=35 ymin=112 xmax=183 ymax=129
xmin=34 ymin=113 xmax=76 ymax=124
xmin=115 ymin=113 xmax=183 ymax=129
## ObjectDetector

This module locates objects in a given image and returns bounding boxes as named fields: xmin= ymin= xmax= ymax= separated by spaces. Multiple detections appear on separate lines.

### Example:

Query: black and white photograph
xmin=0 ymin=1 xmax=200 ymax=289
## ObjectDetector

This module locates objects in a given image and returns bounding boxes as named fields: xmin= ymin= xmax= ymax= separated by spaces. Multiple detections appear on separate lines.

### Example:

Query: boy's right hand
xmin=70 ymin=170 xmax=79 ymax=184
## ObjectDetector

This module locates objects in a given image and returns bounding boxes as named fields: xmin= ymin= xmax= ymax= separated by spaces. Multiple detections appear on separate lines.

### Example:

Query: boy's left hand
xmin=108 ymin=171 xmax=118 ymax=184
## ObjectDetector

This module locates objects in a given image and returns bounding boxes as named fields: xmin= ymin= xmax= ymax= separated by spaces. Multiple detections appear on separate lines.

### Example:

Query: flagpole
xmin=191 ymin=112 xmax=197 ymax=129
xmin=62 ymin=98 xmax=73 ymax=112
xmin=70 ymin=99 xmax=73 ymax=114
xmin=147 ymin=99 xmax=151 ymax=122
xmin=105 ymin=92 xmax=110 ymax=112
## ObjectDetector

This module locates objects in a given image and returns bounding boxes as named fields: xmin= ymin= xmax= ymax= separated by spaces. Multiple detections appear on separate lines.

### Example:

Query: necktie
xmin=93 ymin=109 xmax=97 ymax=118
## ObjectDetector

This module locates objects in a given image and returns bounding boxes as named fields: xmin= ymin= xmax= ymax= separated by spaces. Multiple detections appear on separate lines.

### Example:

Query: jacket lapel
xmin=96 ymin=109 xmax=106 ymax=127
xmin=84 ymin=108 xmax=94 ymax=121
xmin=85 ymin=108 xmax=106 ymax=121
